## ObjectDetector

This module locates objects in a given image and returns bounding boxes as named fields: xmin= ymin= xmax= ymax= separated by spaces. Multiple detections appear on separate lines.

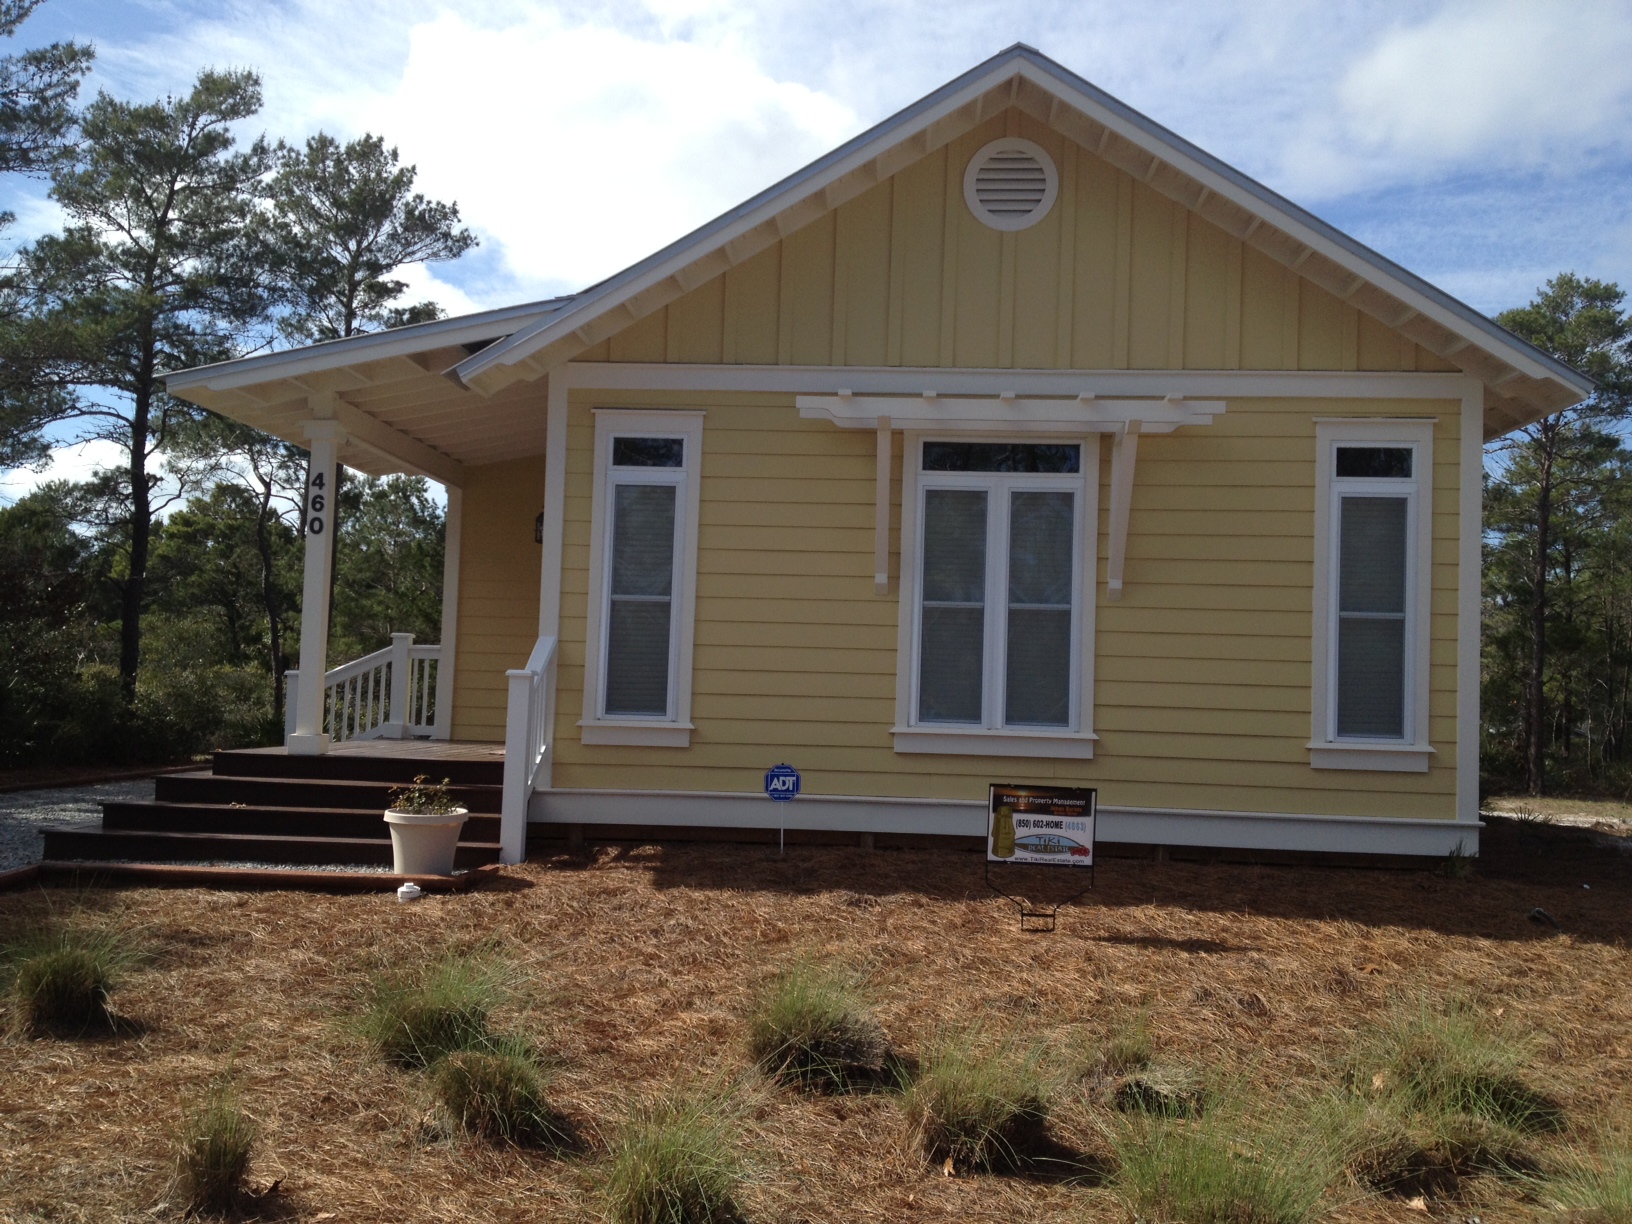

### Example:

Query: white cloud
xmin=359 ymin=9 xmax=858 ymax=295
xmin=1282 ymin=0 xmax=1632 ymax=196
xmin=0 ymin=438 xmax=127 ymax=506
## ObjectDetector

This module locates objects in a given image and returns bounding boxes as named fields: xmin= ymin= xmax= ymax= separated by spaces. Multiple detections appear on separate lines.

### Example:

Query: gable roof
xmin=444 ymin=43 xmax=1591 ymax=431
xmin=167 ymin=43 xmax=1590 ymax=459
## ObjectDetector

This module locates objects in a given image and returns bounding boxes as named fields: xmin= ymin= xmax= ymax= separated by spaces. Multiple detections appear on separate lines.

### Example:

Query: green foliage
xmin=360 ymin=954 xmax=502 ymax=1068
xmin=262 ymin=130 xmax=476 ymax=343
xmin=0 ymin=0 xmax=93 ymax=179
xmin=1107 ymin=1103 xmax=1344 ymax=1224
xmin=1484 ymin=274 xmax=1632 ymax=795
xmin=430 ymin=1042 xmax=572 ymax=1149
xmin=1548 ymin=1137 xmax=1632 ymax=1221
xmin=174 ymin=1082 xmax=257 ymax=1217
xmin=1338 ymin=1000 xmax=1557 ymax=1195
xmin=5 ymin=921 xmax=136 ymax=1037
xmin=902 ymin=1023 xmax=1050 ymax=1171
xmin=1091 ymin=1008 xmax=1155 ymax=1077
xmin=746 ymin=959 xmax=889 ymax=1092
xmin=603 ymin=1088 xmax=746 ymax=1224
xmin=329 ymin=473 xmax=445 ymax=662
xmin=387 ymin=775 xmax=460 ymax=816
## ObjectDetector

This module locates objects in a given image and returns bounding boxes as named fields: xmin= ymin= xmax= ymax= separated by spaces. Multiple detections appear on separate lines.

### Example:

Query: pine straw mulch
xmin=0 ymin=814 xmax=1628 ymax=1223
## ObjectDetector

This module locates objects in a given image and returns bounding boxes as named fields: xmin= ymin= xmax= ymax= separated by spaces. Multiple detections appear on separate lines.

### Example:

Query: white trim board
xmin=529 ymin=788 xmax=1481 ymax=856
xmin=565 ymin=362 xmax=1473 ymax=400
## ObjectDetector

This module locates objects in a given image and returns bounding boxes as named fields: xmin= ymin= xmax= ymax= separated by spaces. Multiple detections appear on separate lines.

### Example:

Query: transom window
xmin=911 ymin=441 xmax=1085 ymax=734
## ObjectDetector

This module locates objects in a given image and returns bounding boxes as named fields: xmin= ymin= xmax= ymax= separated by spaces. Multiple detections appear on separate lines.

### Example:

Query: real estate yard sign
xmin=988 ymin=784 xmax=1096 ymax=866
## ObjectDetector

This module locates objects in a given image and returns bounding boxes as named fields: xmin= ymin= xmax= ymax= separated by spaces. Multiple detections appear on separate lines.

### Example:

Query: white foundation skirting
xmin=529 ymin=788 xmax=1480 ymax=856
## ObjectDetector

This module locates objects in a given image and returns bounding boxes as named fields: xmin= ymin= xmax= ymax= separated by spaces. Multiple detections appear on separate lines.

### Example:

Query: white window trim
xmin=892 ymin=432 xmax=1098 ymax=758
xmin=579 ymin=409 xmax=704 ymax=747
xmin=1309 ymin=418 xmax=1435 ymax=772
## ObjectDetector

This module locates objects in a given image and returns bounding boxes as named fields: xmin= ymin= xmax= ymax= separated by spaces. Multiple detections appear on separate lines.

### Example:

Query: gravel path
xmin=0 ymin=780 xmax=153 ymax=872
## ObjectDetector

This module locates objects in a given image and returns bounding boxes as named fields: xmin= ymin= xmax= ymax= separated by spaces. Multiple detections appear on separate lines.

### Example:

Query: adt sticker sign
xmin=764 ymin=764 xmax=801 ymax=802
xmin=988 ymin=784 xmax=1096 ymax=867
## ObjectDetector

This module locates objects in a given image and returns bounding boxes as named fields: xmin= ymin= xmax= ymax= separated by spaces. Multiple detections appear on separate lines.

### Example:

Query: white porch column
xmin=434 ymin=485 xmax=462 ymax=740
xmin=288 ymin=420 xmax=345 ymax=755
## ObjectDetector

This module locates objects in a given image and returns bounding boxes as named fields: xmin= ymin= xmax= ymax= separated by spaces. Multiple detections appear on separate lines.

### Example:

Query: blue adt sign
xmin=764 ymin=763 xmax=801 ymax=802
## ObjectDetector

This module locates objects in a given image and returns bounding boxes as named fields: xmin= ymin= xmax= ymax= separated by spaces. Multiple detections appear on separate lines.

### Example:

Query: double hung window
xmin=895 ymin=440 xmax=1096 ymax=758
xmin=581 ymin=410 xmax=703 ymax=747
xmin=1310 ymin=419 xmax=1434 ymax=771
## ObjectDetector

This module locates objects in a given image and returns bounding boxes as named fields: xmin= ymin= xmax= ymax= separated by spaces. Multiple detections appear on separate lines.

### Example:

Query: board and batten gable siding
xmin=575 ymin=108 xmax=1456 ymax=377
xmin=449 ymin=454 xmax=547 ymax=742
xmin=534 ymin=389 xmax=1460 ymax=821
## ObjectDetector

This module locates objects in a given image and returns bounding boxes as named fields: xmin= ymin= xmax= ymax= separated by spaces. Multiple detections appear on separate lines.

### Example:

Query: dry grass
xmin=0 ymin=814 xmax=1628 ymax=1221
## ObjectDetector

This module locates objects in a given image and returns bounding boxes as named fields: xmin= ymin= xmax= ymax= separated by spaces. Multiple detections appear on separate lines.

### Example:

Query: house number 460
xmin=307 ymin=470 xmax=327 ymax=536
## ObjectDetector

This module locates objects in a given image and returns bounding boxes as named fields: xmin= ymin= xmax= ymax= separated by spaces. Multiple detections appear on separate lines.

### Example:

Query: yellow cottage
xmin=167 ymin=46 xmax=1591 ymax=865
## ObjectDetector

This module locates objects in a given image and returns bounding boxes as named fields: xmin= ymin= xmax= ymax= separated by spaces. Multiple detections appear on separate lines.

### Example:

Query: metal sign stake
xmin=984 ymin=784 xmax=1097 ymax=931
xmin=764 ymin=763 xmax=800 ymax=857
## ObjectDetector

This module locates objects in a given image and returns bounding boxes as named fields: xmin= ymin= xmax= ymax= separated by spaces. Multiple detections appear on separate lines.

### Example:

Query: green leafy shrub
xmin=431 ymin=1042 xmax=572 ymax=1149
xmin=902 ymin=1024 xmax=1050 ymax=1172
xmin=604 ymin=1088 xmax=745 ymax=1224
xmin=174 ymin=1084 xmax=257 ymax=1216
xmin=360 ymin=954 xmax=501 ymax=1068
xmin=5 ymin=924 xmax=136 ymax=1037
xmin=746 ymin=960 xmax=889 ymax=1092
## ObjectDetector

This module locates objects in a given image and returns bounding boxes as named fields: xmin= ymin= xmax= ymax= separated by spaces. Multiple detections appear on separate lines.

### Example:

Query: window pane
xmin=1008 ymin=491 xmax=1074 ymax=607
xmin=611 ymin=485 xmax=676 ymax=597
xmin=1337 ymin=616 xmax=1404 ymax=737
xmin=1339 ymin=497 xmax=1407 ymax=614
xmin=612 ymin=437 xmax=684 ymax=468
xmin=923 ymin=442 xmax=1080 ymax=473
xmin=1004 ymin=490 xmax=1074 ymax=726
xmin=1006 ymin=608 xmax=1071 ymax=725
xmin=919 ymin=488 xmax=987 ymax=723
xmin=922 ymin=489 xmax=987 ymax=602
xmin=1336 ymin=446 xmax=1412 ymax=479
xmin=605 ymin=600 xmax=671 ymax=715
xmin=605 ymin=483 xmax=676 ymax=717
xmin=920 ymin=607 xmax=984 ymax=722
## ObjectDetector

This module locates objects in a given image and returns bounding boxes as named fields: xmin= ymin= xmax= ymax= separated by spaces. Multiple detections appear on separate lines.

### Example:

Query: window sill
xmin=580 ymin=720 xmax=694 ymax=747
xmin=1306 ymin=741 xmax=1434 ymax=773
xmin=891 ymin=727 xmax=1097 ymax=759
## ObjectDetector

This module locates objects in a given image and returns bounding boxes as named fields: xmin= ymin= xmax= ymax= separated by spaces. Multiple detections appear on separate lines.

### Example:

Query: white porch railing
xmin=500 ymin=634 xmax=557 ymax=865
xmin=284 ymin=632 xmax=444 ymax=745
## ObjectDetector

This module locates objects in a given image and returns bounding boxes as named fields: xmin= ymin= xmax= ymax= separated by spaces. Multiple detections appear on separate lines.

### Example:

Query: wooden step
xmin=40 ymin=826 xmax=501 ymax=869
xmin=103 ymin=801 xmax=501 ymax=842
xmin=157 ymin=772 xmax=501 ymax=814
xmin=212 ymin=746 xmax=505 ymax=787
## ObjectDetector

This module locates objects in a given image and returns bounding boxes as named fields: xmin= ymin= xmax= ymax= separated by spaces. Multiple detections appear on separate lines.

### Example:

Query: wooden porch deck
xmin=234 ymin=739 xmax=505 ymax=764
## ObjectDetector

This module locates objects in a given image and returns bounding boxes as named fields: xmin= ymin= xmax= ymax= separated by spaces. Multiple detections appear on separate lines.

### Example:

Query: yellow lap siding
xmin=542 ymin=389 xmax=1463 ymax=822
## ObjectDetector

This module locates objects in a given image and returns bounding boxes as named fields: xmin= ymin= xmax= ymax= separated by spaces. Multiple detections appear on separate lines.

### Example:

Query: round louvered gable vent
xmin=964 ymin=138 xmax=1058 ymax=231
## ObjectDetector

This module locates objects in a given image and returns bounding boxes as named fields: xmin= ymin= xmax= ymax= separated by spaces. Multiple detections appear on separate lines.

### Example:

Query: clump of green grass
xmin=746 ymin=960 xmax=889 ymax=1092
xmin=4 ymin=924 xmax=137 ymax=1037
xmin=903 ymin=1024 xmax=1050 ymax=1172
xmin=1548 ymin=1137 xmax=1632 ymax=1221
xmin=1107 ymin=1100 xmax=1346 ymax=1224
xmin=603 ymin=1087 xmax=746 ymax=1224
xmin=1362 ymin=998 xmax=1558 ymax=1133
xmin=1099 ymin=1009 xmax=1155 ymax=1076
xmin=360 ymin=953 xmax=503 ymax=1068
xmin=173 ymin=1083 xmax=257 ymax=1217
xmin=1340 ymin=999 xmax=1559 ymax=1195
xmin=431 ymin=1040 xmax=573 ymax=1149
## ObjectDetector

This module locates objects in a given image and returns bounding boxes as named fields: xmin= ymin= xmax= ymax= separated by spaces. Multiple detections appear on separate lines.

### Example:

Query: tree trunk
xmin=1525 ymin=421 xmax=1558 ymax=796
xmin=253 ymin=472 xmax=285 ymax=730
xmin=119 ymin=379 xmax=152 ymax=704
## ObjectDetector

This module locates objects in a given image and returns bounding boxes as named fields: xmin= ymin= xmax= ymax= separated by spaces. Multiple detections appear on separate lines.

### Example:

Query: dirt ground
xmin=1 ymin=815 xmax=1628 ymax=1223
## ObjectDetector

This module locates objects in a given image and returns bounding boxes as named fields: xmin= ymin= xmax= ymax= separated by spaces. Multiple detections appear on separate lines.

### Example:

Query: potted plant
xmin=383 ymin=776 xmax=469 ymax=876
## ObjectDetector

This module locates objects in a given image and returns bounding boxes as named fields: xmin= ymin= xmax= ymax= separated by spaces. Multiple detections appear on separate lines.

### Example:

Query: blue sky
xmin=5 ymin=0 xmax=1632 ymax=496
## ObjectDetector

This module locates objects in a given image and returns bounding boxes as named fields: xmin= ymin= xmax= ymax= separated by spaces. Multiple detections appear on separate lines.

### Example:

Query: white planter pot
xmin=383 ymin=808 xmax=470 ymax=876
